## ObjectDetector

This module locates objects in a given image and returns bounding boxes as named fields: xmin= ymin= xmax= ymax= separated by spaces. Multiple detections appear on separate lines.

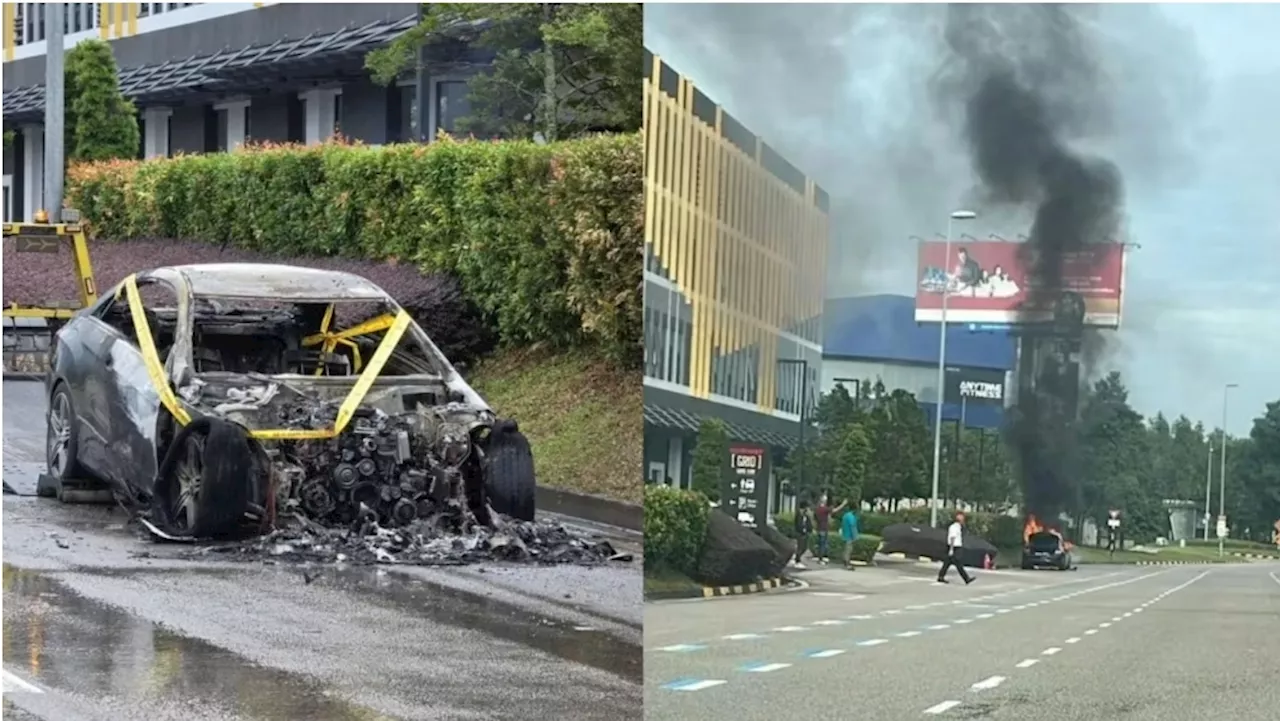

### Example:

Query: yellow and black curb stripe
xmin=1229 ymin=552 xmax=1280 ymax=561
xmin=701 ymin=577 xmax=784 ymax=598
xmin=1136 ymin=560 xmax=1227 ymax=566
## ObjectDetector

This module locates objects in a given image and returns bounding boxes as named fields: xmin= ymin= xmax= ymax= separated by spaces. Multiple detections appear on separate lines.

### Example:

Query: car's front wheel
xmin=483 ymin=420 xmax=537 ymax=522
xmin=45 ymin=384 xmax=84 ymax=484
xmin=153 ymin=418 xmax=253 ymax=538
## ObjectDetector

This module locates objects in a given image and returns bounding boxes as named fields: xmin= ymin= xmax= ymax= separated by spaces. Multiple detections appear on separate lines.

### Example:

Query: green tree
xmin=1078 ymin=373 xmax=1166 ymax=542
xmin=690 ymin=419 xmax=730 ymax=503
xmin=366 ymin=3 xmax=642 ymax=142
xmin=830 ymin=422 xmax=871 ymax=505
xmin=865 ymin=389 xmax=930 ymax=509
xmin=66 ymin=39 xmax=139 ymax=161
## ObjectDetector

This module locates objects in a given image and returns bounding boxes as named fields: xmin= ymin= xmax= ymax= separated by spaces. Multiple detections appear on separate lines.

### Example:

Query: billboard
xmin=723 ymin=445 xmax=769 ymax=528
xmin=915 ymin=241 xmax=1125 ymax=327
xmin=943 ymin=366 xmax=1007 ymax=407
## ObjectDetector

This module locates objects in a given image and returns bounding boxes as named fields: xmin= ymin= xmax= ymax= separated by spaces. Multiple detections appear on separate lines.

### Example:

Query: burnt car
xmin=42 ymin=263 xmax=536 ymax=538
xmin=1022 ymin=531 xmax=1072 ymax=570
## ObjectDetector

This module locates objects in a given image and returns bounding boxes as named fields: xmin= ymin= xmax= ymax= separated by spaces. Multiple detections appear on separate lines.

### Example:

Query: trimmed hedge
xmin=64 ymin=134 xmax=642 ymax=364
xmin=643 ymin=485 xmax=710 ymax=577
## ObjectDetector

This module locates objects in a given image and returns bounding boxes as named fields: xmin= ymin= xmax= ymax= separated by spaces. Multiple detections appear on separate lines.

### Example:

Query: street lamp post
xmin=929 ymin=209 xmax=977 ymax=528
xmin=1203 ymin=441 xmax=1214 ymax=541
xmin=1218 ymin=383 xmax=1238 ymax=557
xmin=780 ymin=358 xmax=810 ymax=497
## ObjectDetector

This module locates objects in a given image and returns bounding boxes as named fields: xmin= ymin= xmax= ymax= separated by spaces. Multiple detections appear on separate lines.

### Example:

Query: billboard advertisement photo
xmin=915 ymin=241 xmax=1125 ymax=327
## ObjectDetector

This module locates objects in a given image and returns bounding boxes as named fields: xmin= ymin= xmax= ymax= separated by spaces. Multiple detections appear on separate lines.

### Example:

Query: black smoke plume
xmin=937 ymin=4 xmax=1123 ymax=523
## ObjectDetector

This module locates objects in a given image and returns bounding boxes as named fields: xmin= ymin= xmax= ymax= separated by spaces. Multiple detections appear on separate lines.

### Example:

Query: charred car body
xmin=1021 ymin=530 xmax=1072 ymax=571
xmin=43 ymin=263 xmax=536 ymax=538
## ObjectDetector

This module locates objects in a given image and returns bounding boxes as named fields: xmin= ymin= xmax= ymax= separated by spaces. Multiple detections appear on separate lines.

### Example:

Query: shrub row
xmin=776 ymin=507 xmax=1025 ymax=557
xmin=643 ymin=485 xmax=710 ymax=577
xmin=64 ymin=134 xmax=642 ymax=364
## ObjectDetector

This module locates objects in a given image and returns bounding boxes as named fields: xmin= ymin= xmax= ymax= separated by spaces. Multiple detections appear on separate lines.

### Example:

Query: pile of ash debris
xmin=167 ymin=503 xmax=629 ymax=567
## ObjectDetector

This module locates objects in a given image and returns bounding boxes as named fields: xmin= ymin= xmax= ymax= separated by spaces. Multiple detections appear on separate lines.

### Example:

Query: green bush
xmin=643 ymin=485 xmax=709 ymax=576
xmin=858 ymin=512 xmax=896 ymax=536
xmin=65 ymin=133 xmax=642 ymax=363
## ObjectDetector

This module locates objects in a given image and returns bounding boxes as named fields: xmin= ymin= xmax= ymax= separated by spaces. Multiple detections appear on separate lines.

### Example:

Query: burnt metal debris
xmin=181 ymin=510 xmax=627 ymax=567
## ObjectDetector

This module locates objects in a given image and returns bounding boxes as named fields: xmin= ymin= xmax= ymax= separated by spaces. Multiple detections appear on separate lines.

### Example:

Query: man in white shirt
xmin=937 ymin=511 xmax=974 ymax=585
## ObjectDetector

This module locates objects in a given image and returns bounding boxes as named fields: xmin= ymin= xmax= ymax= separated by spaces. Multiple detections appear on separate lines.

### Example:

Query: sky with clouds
xmin=644 ymin=3 xmax=1280 ymax=436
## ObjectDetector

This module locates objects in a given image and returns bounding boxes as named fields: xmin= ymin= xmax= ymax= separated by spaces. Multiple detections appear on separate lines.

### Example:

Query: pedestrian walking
xmin=937 ymin=511 xmax=974 ymax=585
xmin=840 ymin=501 xmax=860 ymax=569
xmin=793 ymin=501 xmax=813 ymax=568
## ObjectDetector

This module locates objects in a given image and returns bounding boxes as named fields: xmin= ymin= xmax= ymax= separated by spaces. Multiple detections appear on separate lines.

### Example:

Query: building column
xmin=214 ymin=99 xmax=251 ymax=151
xmin=142 ymin=106 xmax=172 ymax=159
xmin=299 ymin=88 xmax=342 ymax=146
xmin=21 ymin=124 xmax=44 ymax=222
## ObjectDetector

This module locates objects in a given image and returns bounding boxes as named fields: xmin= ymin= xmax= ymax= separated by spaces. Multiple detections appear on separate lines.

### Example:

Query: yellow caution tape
xmin=300 ymin=304 xmax=397 ymax=376
xmin=125 ymin=274 xmax=412 ymax=441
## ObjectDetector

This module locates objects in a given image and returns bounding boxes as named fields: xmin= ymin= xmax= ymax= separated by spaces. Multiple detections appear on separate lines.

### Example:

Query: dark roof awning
xmin=2 ymin=13 xmax=423 ymax=122
xmin=645 ymin=403 xmax=799 ymax=450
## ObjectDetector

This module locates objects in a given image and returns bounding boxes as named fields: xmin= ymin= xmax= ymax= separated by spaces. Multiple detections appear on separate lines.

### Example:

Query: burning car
xmin=1021 ymin=516 xmax=1073 ymax=571
xmin=41 ymin=263 xmax=536 ymax=539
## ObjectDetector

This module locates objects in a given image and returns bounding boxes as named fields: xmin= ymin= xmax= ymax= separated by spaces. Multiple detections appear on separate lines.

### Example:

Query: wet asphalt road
xmin=2 ymin=380 xmax=642 ymax=720
xmin=645 ymin=561 xmax=1280 ymax=720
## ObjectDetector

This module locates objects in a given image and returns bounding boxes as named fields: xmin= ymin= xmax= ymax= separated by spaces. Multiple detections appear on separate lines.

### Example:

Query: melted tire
xmin=153 ymin=417 xmax=254 ymax=538
xmin=484 ymin=421 xmax=537 ymax=522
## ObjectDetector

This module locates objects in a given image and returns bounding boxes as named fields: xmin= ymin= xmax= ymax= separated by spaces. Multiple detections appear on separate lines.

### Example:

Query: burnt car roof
xmin=158 ymin=263 xmax=390 ymax=301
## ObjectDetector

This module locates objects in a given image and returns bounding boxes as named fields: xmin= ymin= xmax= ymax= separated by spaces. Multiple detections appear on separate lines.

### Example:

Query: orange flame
xmin=1024 ymin=515 xmax=1074 ymax=550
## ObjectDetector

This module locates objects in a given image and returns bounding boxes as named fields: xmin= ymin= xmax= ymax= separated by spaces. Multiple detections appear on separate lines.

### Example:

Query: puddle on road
xmin=2 ymin=565 xmax=396 ymax=721
xmin=63 ymin=563 xmax=641 ymax=683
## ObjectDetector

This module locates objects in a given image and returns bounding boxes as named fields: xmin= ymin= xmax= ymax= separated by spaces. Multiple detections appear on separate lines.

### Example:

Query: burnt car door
xmin=78 ymin=285 xmax=164 ymax=489
xmin=53 ymin=294 xmax=121 ymax=479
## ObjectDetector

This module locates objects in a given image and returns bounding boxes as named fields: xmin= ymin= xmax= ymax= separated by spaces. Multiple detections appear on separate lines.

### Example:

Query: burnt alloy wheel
xmin=45 ymin=384 xmax=84 ymax=486
xmin=153 ymin=417 xmax=254 ymax=538
xmin=483 ymin=421 xmax=537 ymax=522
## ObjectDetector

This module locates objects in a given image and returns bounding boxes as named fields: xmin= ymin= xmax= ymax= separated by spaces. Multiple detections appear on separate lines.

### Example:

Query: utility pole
xmin=1203 ymin=442 xmax=1214 ymax=542
xmin=44 ymin=2 xmax=66 ymax=221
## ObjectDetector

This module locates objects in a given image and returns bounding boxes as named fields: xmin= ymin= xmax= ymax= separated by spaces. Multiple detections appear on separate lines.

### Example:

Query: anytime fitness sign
xmin=944 ymin=367 xmax=1006 ymax=406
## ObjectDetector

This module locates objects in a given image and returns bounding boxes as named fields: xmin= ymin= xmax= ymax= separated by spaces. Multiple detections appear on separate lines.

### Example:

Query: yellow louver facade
xmin=643 ymin=51 xmax=829 ymax=417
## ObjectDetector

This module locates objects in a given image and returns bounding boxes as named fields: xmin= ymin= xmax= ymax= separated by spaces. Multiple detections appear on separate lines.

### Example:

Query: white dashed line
xmin=1111 ymin=616 xmax=1123 ymax=622
xmin=1099 ymin=622 xmax=1112 ymax=628
xmin=897 ymin=630 xmax=923 ymax=638
xmin=954 ymin=619 xmax=974 ymax=625
xmin=723 ymin=633 xmax=765 ymax=641
xmin=1015 ymin=659 xmax=1039 ymax=668
xmin=927 ymin=624 xmax=951 ymax=631
xmin=976 ymin=613 xmax=995 ymax=619
xmin=846 ymin=614 xmax=874 ymax=621
xmin=807 ymin=649 xmax=846 ymax=659
xmin=1085 ymin=629 xmax=1099 ymax=635
xmin=971 ymin=675 xmax=1006 ymax=691
xmin=924 ymin=700 xmax=963 ymax=715
xmin=1065 ymin=637 xmax=1081 ymax=644
xmin=744 ymin=663 xmax=791 ymax=673
xmin=1042 ymin=647 xmax=1062 ymax=656
xmin=857 ymin=639 xmax=889 ymax=647
xmin=657 ymin=644 xmax=706 ymax=653
xmin=996 ymin=608 xmax=1011 ymax=614
xmin=666 ymin=679 xmax=726 ymax=692
xmin=812 ymin=620 xmax=846 ymax=626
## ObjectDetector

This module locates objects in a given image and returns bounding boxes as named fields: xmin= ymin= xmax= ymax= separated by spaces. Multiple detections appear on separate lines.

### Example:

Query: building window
xmin=398 ymin=85 xmax=418 ymax=142
xmin=436 ymin=80 xmax=469 ymax=135
xmin=2 ymin=175 xmax=12 ymax=223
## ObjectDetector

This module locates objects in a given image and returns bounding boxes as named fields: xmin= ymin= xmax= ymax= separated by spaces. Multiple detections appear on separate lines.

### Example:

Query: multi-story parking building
xmin=642 ymin=49 xmax=829 ymax=519
xmin=2 ymin=2 xmax=490 ymax=221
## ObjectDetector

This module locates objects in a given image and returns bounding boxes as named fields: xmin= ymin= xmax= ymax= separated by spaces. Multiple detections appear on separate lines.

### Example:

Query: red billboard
xmin=915 ymin=241 xmax=1126 ymax=327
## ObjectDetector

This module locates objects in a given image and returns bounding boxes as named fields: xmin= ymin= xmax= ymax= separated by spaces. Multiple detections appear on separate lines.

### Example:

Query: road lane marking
xmin=1065 ymin=637 xmax=1081 ymax=644
xmin=1111 ymin=616 xmax=1123 ymax=622
xmin=996 ymin=608 xmax=1011 ymax=614
xmin=723 ymin=633 xmax=765 ymax=641
xmin=663 ymin=679 xmax=726 ymax=692
xmin=657 ymin=644 xmax=706 ymax=653
xmin=1042 ymin=647 xmax=1061 ymax=656
xmin=1015 ymin=659 xmax=1039 ymax=668
xmin=846 ymin=614 xmax=874 ymax=620
xmin=805 ymin=649 xmax=847 ymax=658
xmin=896 ymin=630 xmax=922 ymax=638
xmin=924 ymin=700 xmax=962 ymax=715
xmin=1269 ymin=571 xmax=1280 ymax=586
xmin=971 ymin=675 xmax=1006 ymax=691
xmin=1122 ymin=612 xmax=1132 ymax=618
xmin=1085 ymin=629 xmax=1099 ymax=635
xmin=2 ymin=669 xmax=44 ymax=694
xmin=1099 ymin=622 xmax=1112 ymax=628
xmin=856 ymin=638 xmax=889 ymax=647
xmin=882 ymin=609 xmax=903 ymax=615
xmin=812 ymin=619 xmax=846 ymax=626
xmin=927 ymin=624 xmax=951 ymax=631
xmin=774 ymin=626 xmax=807 ymax=632
xmin=742 ymin=662 xmax=791 ymax=673
xmin=954 ymin=618 xmax=973 ymax=624
xmin=976 ymin=613 xmax=994 ymax=619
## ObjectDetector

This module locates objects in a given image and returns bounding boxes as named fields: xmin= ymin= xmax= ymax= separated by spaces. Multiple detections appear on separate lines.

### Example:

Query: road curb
xmin=645 ymin=576 xmax=792 ymax=602
xmin=536 ymin=486 xmax=640 ymax=531
xmin=1135 ymin=560 xmax=1227 ymax=566
xmin=1229 ymin=551 xmax=1280 ymax=561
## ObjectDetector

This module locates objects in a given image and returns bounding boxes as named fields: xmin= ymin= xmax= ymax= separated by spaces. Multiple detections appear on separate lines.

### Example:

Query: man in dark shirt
xmin=955 ymin=248 xmax=982 ymax=289
xmin=793 ymin=501 xmax=813 ymax=568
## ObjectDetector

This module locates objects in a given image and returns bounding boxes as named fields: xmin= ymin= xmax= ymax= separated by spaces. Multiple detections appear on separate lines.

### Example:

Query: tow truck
xmin=1 ymin=208 xmax=98 ymax=376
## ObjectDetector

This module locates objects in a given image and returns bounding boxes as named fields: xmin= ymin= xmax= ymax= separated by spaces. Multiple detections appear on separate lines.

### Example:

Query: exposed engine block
xmin=270 ymin=406 xmax=481 ymax=528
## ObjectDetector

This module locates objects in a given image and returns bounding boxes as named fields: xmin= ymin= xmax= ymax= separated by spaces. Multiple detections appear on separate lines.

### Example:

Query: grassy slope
xmin=469 ymin=346 xmax=641 ymax=505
